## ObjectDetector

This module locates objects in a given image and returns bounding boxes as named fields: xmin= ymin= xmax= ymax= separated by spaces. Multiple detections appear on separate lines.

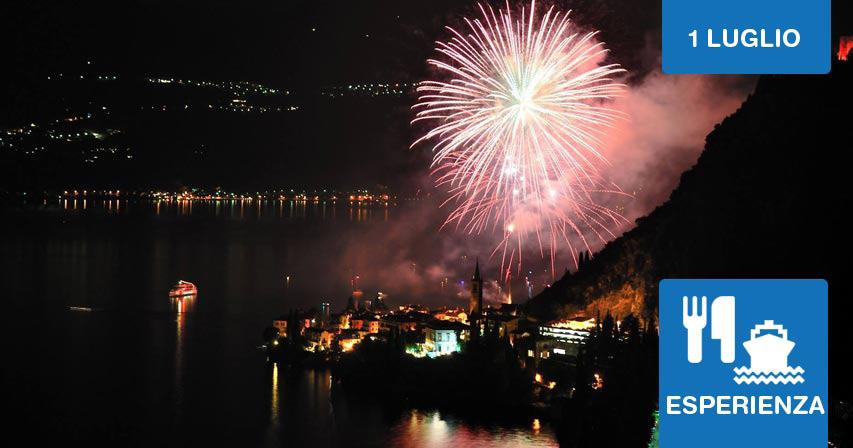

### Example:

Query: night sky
xmin=1 ymin=0 xmax=662 ymax=85
xmin=1 ymin=0 xmax=666 ymax=190
xmin=2 ymin=0 xmax=850 ymax=190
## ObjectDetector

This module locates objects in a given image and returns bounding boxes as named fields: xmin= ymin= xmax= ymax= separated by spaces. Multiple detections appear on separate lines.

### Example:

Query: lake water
xmin=0 ymin=199 xmax=557 ymax=447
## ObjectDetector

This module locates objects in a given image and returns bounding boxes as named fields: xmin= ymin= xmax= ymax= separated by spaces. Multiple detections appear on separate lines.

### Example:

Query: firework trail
xmin=412 ymin=0 xmax=630 ymax=280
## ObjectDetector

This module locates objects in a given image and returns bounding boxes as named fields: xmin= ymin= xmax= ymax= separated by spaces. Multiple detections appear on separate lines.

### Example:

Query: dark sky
xmin=3 ymin=0 xmax=457 ymax=89
xmin=0 ymin=0 xmax=667 ymax=191
xmin=5 ymin=0 xmax=850 ymax=89
xmin=1 ymin=0 xmax=660 ymax=87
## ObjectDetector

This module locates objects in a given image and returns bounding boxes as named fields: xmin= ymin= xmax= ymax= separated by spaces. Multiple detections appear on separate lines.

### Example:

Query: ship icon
xmin=733 ymin=320 xmax=805 ymax=384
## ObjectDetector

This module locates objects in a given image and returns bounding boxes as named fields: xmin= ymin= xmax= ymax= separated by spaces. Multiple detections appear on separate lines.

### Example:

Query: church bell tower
xmin=469 ymin=258 xmax=483 ymax=316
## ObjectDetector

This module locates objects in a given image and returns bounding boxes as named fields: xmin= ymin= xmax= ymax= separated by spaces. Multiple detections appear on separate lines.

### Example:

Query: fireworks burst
xmin=412 ymin=0 xmax=630 ymax=279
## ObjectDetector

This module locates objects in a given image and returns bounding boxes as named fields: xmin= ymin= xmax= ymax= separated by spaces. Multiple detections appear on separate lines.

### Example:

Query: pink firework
xmin=412 ymin=0 xmax=630 ymax=279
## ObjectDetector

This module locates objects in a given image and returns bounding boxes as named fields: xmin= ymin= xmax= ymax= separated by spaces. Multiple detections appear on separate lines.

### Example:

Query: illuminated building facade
xmin=423 ymin=320 xmax=466 ymax=357
xmin=306 ymin=328 xmax=334 ymax=351
xmin=531 ymin=318 xmax=595 ymax=367
xmin=365 ymin=318 xmax=380 ymax=334
xmin=272 ymin=317 xmax=288 ymax=337
xmin=337 ymin=330 xmax=362 ymax=352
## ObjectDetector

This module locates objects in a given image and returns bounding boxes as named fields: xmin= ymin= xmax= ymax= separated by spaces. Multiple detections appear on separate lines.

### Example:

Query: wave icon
xmin=733 ymin=366 xmax=805 ymax=384
xmin=734 ymin=321 xmax=805 ymax=385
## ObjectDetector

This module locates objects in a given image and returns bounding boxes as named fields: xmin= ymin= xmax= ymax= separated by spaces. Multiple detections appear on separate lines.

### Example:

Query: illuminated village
xmin=263 ymin=259 xmax=600 ymax=393
xmin=49 ymin=188 xmax=394 ymax=203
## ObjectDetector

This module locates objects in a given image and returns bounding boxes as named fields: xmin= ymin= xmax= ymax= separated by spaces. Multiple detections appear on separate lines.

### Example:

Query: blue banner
xmin=663 ymin=0 xmax=830 ymax=73
xmin=659 ymin=279 xmax=828 ymax=447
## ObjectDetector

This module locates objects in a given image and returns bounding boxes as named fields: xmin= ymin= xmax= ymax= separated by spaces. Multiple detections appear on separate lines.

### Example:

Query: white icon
xmin=682 ymin=296 xmax=707 ymax=363
xmin=733 ymin=320 xmax=805 ymax=384
xmin=683 ymin=295 xmax=736 ymax=363
xmin=711 ymin=296 xmax=736 ymax=363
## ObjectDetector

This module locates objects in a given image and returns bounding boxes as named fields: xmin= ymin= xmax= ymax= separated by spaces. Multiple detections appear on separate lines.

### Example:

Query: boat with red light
xmin=169 ymin=280 xmax=198 ymax=297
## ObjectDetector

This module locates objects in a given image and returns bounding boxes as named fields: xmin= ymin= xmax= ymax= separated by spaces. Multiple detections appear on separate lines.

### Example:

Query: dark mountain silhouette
xmin=527 ymin=61 xmax=852 ymax=400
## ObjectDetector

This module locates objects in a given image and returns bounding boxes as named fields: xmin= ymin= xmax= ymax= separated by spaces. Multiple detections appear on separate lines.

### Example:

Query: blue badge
xmin=662 ymin=0 xmax=830 ymax=74
xmin=659 ymin=279 xmax=828 ymax=447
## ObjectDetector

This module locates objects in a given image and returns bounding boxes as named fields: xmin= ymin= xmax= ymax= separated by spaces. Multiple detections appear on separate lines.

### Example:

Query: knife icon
xmin=711 ymin=295 xmax=736 ymax=363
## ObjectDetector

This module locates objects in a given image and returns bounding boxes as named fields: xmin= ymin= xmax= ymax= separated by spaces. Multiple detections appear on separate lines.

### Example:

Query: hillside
xmin=527 ymin=61 xmax=851 ymax=394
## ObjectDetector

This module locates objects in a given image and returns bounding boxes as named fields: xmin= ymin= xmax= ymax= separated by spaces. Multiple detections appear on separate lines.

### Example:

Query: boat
xmin=169 ymin=280 xmax=198 ymax=297
xmin=68 ymin=306 xmax=94 ymax=312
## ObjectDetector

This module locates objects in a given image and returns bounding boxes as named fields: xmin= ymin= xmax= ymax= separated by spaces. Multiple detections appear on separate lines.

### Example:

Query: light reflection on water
xmin=53 ymin=198 xmax=391 ymax=222
xmin=270 ymin=363 xmax=279 ymax=422
xmin=264 ymin=367 xmax=558 ymax=448
xmin=174 ymin=306 xmax=185 ymax=421
xmin=171 ymin=295 xmax=194 ymax=423
xmin=388 ymin=411 xmax=557 ymax=448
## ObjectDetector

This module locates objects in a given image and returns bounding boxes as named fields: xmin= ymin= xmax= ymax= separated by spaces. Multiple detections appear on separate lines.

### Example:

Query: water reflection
xmin=102 ymin=199 xmax=123 ymax=213
xmin=388 ymin=410 xmax=557 ymax=448
xmin=270 ymin=363 xmax=279 ymax=422
xmin=261 ymin=368 xmax=557 ymax=448
xmin=171 ymin=295 xmax=195 ymax=423
xmin=48 ymin=198 xmax=394 ymax=223
xmin=265 ymin=362 xmax=285 ymax=447
xmin=170 ymin=295 xmax=196 ymax=314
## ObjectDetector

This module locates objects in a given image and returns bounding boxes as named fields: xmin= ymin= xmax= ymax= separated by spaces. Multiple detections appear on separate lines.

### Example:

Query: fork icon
xmin=682 ymin=296 xmax=707 ymax=363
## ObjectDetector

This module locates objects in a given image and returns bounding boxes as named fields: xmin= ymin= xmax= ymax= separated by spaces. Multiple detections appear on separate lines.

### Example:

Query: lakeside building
xmin=528 ymin=317 xmax=596 ymax=368
xmin=364 ymin=317 xmax=381 ymax=334
xmin=306 ymin=327 xmax=335 ymax=351
xmin=423 ymin=320 xmax=468 ymax=357
xmin=273 ymin=316 xmax=288 ymax=337
xmin=337 ymin=329 xmax=363 ymax=352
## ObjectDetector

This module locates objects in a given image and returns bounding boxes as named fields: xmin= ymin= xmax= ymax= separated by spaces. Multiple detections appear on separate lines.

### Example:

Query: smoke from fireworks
xmin=412 ymin=0 xmax=629 ymax=280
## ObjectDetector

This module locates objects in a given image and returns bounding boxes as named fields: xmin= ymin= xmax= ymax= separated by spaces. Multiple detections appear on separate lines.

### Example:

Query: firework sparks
xmin=412 ymin=0 xmax=630 ymax=278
